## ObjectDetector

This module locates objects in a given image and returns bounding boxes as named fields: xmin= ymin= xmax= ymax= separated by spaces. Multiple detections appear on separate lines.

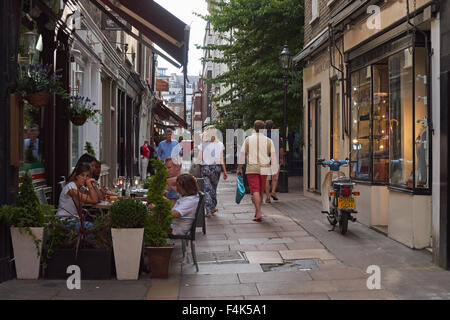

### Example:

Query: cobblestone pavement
xmin=1 ymin=174 xmax=449 ymax=300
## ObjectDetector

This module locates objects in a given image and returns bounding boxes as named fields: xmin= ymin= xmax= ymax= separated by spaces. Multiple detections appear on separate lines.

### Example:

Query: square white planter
xmin=10 ymin=227 xmax=44 ymax=279
xmin=111 ymin=228 xmax=144 ymax=280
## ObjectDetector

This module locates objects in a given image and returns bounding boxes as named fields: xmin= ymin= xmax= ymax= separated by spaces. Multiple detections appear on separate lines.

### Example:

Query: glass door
xmin=308 ymin=87 xmax=321 ymax=192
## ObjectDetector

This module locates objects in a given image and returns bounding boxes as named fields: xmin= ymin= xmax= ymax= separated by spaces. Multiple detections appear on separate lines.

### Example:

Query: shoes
xmin=265 ymin=198 xmax=271 ymax=203
xmin=211 ymin=208 xmax=218 ymax=214
xmin=205 ymin=213 xmax=212 ymax=218
xmin=271 ymin=193 xmax=279 ymax=201
xmin=252 ymin=217 xmax=262 ymax=222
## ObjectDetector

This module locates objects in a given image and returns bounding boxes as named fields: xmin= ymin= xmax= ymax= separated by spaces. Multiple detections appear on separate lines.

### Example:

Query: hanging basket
xmin=70 ymin=115 xmax=88 ymax=126
xmin=25 ymin=92 xmax=51 ymax=107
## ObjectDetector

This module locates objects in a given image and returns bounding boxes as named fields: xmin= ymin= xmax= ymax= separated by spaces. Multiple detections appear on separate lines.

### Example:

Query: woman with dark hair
xmin=56 ymin=163 xmax=99 ymax=230
xmin=68 ymin=153 xmax=106 ymax=200
xmin=170 ymin=174 xmax=200 ymax=235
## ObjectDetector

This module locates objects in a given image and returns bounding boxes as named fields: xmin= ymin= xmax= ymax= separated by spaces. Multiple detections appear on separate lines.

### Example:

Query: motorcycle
xmin=316 ymin=158 xmax=359 ymax=235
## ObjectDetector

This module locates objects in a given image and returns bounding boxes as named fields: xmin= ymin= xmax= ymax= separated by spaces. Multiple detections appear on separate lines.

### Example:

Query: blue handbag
xmin=236 ymin=175 xmax=245 ymax=204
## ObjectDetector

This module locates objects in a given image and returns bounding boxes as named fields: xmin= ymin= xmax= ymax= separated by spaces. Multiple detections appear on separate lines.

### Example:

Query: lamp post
xmin=278 ymin=42 xmax=292 ymax=193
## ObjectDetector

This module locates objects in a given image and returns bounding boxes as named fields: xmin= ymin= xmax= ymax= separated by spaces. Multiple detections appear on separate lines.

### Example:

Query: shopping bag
xmin=236 ymin=175 xmax=245 ymax=204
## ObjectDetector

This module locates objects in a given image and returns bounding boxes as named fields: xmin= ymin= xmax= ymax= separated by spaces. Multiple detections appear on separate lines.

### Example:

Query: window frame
xmin=349 ymin=38 xmax=431 ymax=194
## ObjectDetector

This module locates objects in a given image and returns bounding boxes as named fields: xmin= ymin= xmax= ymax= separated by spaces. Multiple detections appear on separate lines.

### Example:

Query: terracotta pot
xmin=10 ymin=227 xmax=44 ymax=279
xmin=25 ymin=92 xmax=51 ymax=107
xmin=111 ymin=228 xmax=144 ymax=280
xmin=70 ymin=115 xmax=88 ymax=126
xmin=144 ymin=245 xmax=174 ymax=278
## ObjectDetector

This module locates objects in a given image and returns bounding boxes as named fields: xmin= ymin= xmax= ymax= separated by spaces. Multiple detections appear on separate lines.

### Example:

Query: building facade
xmin=296 ymin=0 xmax=447 ymax=267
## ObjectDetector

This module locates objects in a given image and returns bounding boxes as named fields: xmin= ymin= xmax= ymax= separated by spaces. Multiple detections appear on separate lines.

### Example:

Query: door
xmin=308 ymin=87 xmax=321 ymax=192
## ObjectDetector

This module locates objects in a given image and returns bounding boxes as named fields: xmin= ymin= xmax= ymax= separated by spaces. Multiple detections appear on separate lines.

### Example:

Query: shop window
xmin=70 ymin=62 xmax=84 ymax=168
xmin=349 ymin=44 xmax=430 ymax=192
xmin=414 ymin=48 xmax=429 ymax=189
xmin=389 ymin=49 xmax=413 ymax=188
xmin=351 ymin=67 xmax=371 ymax=180
xmin=372 ymin=64 xmax=389 ymax=182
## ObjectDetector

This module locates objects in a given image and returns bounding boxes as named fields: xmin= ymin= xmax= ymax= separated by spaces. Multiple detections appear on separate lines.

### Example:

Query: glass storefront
xmin=331 ymin=79 xmax=341 ymax=160
xmin=350 ymin=44 xmax=430 ymax=192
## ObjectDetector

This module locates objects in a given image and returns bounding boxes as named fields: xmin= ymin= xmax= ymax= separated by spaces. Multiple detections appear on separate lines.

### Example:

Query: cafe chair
xmin=168 ymin=191 xmax=205 ymax=272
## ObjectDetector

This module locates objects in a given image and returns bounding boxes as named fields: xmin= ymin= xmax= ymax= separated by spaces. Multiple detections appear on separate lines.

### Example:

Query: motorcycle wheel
xmin=339 ymin=210 xmax=348 ymax=235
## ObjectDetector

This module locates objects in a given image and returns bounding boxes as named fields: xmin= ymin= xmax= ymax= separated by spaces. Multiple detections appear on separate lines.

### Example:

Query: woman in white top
xmin=197 ymin=125 xmax=227 ymax=217
xmin=170 ymin=174 xmax=200 ymax=235
xmin=56 ymin=163 xmax=99 ymax=231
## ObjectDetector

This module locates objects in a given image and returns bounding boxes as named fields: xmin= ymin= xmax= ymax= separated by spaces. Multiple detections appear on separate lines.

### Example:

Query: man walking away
xmin=237 ymin=120 xmax=278 ymax=222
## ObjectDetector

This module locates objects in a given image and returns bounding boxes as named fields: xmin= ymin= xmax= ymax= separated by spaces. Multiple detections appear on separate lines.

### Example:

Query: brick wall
xmin=304 ymin=0 xmax=348 ymax=45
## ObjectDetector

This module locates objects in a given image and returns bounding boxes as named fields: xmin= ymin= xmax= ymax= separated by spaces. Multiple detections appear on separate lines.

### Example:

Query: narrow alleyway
xmin=1 ymin=174 xmax=449 ymax=300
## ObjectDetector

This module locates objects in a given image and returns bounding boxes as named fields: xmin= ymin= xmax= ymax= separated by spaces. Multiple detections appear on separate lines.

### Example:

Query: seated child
xmin=170 ymin=174 xmax=200 ymax=236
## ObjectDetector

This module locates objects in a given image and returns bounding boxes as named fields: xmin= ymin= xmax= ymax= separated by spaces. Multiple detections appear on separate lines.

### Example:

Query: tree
xmin=196 ymin=0 xmax=304 ymax=132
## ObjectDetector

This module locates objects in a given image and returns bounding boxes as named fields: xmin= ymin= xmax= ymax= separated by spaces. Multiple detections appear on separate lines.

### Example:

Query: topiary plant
xmin=0 ymin=170 xmax=53 ymax=256
xmin=144 ymin=159 xmax=173 ymax=247
xmin=110 ymin=198 xmax=147 ymax=229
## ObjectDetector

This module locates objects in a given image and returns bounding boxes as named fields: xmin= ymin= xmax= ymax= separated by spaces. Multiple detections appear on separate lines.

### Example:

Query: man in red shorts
xmin=237 ymin=120 xmax=278 ymax=222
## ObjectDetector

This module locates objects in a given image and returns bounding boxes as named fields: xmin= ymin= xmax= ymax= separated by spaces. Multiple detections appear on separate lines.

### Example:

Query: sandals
xmin=271 ymin=193 xmax=279 ymax=201
xmin=253 ymin=217 xmax=262 ymax=222
xmin=265 ymin=198 xmax=271 ymax=203
xmin=211 ymin=208 xmax=218 ymax=214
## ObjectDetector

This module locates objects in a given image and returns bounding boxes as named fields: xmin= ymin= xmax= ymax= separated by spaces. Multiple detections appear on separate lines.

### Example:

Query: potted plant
xmin=67 ymin=96 xmax=100 ymax=126
xmin=110 ymin=198 xmax=147 ymax=280
xmin=16 ymin=64 xmax=67 ymax=107
xmin=0 ymin=170 xmax=53 ymax=279
xmin=144 ymin=159 xmax=174 ymax=278
xmin=42 ymin=212 xmax=114 ymax=280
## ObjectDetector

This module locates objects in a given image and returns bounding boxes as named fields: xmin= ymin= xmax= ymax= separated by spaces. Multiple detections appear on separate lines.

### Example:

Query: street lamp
xmin=278 ymin=42 xmax=292 ymax=193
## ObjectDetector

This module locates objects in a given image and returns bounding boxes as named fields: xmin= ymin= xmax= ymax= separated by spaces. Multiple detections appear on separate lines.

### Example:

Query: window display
xmin=372 ymin=64 xmax=389 ymax=182
xmin=331 ymin=79 xmax=340 ymax=160
xmin=414 ymin=47 xmax=429 ymax=189
xmin=351 ymin=67 xmax=371 ymax=180
xmin=349 ymin=43 xmax=429 ymax=192
xmin=389 ymin=49 xmax=413 ymax=188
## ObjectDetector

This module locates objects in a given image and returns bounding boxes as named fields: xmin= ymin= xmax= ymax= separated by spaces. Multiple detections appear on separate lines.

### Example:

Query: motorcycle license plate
xmin=338 ymin=197 xmax=355 ymax=209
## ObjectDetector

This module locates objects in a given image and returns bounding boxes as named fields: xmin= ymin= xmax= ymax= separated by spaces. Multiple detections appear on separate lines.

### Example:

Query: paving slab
xmin=238 ymin=271 xmax=312 ymax=283
xmin=181 ymin=274 xmax=240 ymax=286
xmin=277 ymin=230 xmax=310 ymax=237
xmin=182 ymin=263 xmax=264 ymax=275
xmin=195 ymin=240 xmax=239 ymax=247
xmin=244 ymin=251 xmax=283 ymax=264
xmin=308 ymin=267 xmax=368 ymax=281
xmin=227 ymin=232 xmax=280 ymax=239
xmin=229 ymin=244 xmax=258 ymax=251
xmin=179 ymin=283 xmax=258 ymax=298
xmin=146 ymin=278 xmax=180 ymax=300
xmin=286 ymin=240 xmax=325 ymax=250
xmin=239 ymin=237 xmax=295 ymax=245
xmin=255 ymin=244 xmax=289 ymax=251
xmin=196 ymin=245 xmax=230 ymax=253
xmin=279 ymin=249 xmax=336 ymax=261
xmin=245 ymin=293 xmax=329 ymax=300
xmin=327 ymin=290 xmax=397 ymax=300
xmin=257 ymin=280 xmax=338 ymax=295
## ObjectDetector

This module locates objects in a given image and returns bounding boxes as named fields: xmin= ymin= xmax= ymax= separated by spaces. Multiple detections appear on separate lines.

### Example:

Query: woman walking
xmin=198 ymin=125 xmax=228 ymax=217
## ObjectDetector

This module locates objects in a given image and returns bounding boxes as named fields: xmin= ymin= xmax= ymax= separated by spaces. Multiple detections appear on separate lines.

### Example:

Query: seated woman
xmin=70 ymin=153 xmax=106 ymax=201
xmin=56 ymin=163 xmax=99 ymax=231
xmin=170 ymin=174 xmax=200 ymax=236
xmin=164 ymin=157 xmax=181 ymax=205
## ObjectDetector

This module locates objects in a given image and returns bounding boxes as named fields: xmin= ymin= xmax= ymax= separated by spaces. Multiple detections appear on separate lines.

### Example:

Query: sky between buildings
xmin=154 ymin=0 xmax=208 ymax=77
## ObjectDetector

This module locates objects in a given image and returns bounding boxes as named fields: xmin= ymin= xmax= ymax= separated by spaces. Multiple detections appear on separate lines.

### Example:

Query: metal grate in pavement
xmin=196 ymin=251 xmax=247 ymax=264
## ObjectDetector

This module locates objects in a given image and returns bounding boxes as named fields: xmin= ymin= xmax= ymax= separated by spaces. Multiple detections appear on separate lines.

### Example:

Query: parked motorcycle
xmin=316 ymin=158 xmax=359 ymax=235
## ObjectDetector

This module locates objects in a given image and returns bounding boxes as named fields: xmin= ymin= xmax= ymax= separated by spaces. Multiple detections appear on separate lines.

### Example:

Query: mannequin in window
xmin=415 ymin=125 xmax=427 ymax=187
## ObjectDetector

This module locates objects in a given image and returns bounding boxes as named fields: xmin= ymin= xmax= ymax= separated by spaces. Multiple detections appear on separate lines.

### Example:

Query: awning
xmin=153 ymin=100 xmax=187 ymax=128
xmin=293 ymin=29 xmax=329 ymax=65
xmin=98 ymin=0 xmax=189 ymax=67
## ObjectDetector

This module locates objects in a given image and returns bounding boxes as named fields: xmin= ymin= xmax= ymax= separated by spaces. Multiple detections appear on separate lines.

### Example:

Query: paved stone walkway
xmin=1 ymin=174 xmax=450 ymax=300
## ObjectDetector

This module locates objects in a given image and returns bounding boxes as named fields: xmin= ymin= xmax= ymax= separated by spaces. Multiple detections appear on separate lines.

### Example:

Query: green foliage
xmin=84 ymin=141 xmax=96 ymax=157
xmin=110 ymin=198 xmax=148 ymax=228
xmin=42 ymin=210 xmax=112 ymax=267
xmin=0 ymin=170 xmax=54 ymax=257
xmin=144 ymin=159 xmax=173 ymax=247
xmin=17 ymin=64 xmax=68 ymax=98
xmin=196 ymin=0 xmax=304 ymax=131
xmin=142 ymin=176 xmax=151 ymax=189
xmin=68 ymin=96 xmax=100 ymax=124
